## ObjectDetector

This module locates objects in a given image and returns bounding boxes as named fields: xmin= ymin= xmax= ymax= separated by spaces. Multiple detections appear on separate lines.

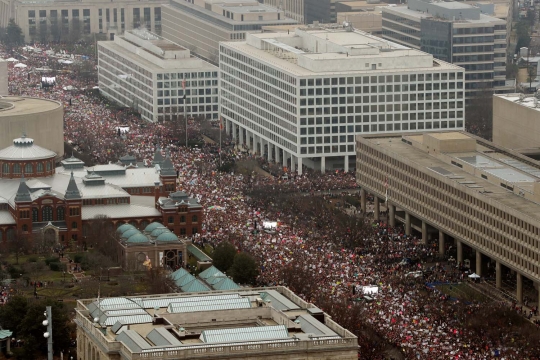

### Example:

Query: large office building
xmin=220 ymin=25 xmax=465 ymax=174
xmin=75 ymin=287 xmax=358 ymax=360
xmin=492 ymin=93 xmax=540 ymax=152
xmin=262 ymin=0 xmax=305 ymax=24
xmin=0 ymin=0 xmax=164 ymax=42
xmin=356 ymin=131 xmax=540 ymax=308
xmin=161 ymin=0 xmax=297 ymax=64
xmin=382 ymin=0 xmax=511 ymax=98
xmin=98 ymin=29 xmax=219 ymax=122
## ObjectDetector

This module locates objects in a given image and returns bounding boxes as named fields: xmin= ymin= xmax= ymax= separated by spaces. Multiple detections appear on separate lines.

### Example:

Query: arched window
xmin=72 ymin=222 xmax=78 ymax=229
xmin=168 ymin=216 xmax=174 ymax=224
xmin=180 ymin=216 xmax=185 ymax=223
xmin=192 ymin=215 xmax=198 ymax=223
xmin=2 ymin=163 xmax=8 ymax=174
xmin=13 ymin=164 xmax=20 ymax=174
xmin=46 ymin=162 xmax=51 ymax=171
xmin=32 ymin=208 xmax=38 ymax=222
xmin=141 ymin=220 xmax=149 ymax=229
xmin=57 ymin=207 xmax=65 ymax=221
xmin=0 ymin=231 xmax=3 ymax=242
xmin=22 ymin=224 xmax=28 ymax=232
xmin=42 ymin=206 xmax=53 ymax=222
xmin=6 ymin=229 xmax=14 ymax=241
xmin=25 ymin=163 xmax=33 ymax=174
xmin=37 ymin=163 xmax=44 ymax=173
xmin=192 ymin=227 xmax=198 ymax=234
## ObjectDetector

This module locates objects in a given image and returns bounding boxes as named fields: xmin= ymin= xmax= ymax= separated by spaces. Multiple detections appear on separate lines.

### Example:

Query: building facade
xmin=0 ymin=60 xmax=6 ymax=95
xmin=220 ymin=26 xmax=465 ymax=174
xmin=0 ymin=96 xmax=63 ymax=157
xmin=75 ymin=287 xmax=358 ymax=360
xmin=382 ymin=0 xmax=511 ymax=98
xmin=304 ymin=0 xmax=337 ymax=24
xmin=492 ymin=93 xmax=540 ymax=151
xmin=161 ymin=0 xmax=297 ymax=64
xmin=356 ymin=131 xmax=540 ymax=309
xmin=261 ymin=0 xmax=305 ymax=24
xmin=0 ymin=138 xmax=203 ymax=247
xmin=0 ymin=0 xmax=164 ymax=42
xmin=98 ymin=29 xmax=219 ymax=122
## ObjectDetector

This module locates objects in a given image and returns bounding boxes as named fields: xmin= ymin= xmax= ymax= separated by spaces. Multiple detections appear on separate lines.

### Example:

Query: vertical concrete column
xmin=496 ymin=261 xmax=502 ymax=288
xmin=297 ymin=157 xmax=303 ymax=175
xmin=438 ymin=230 xmax=445 ymax=257
xmin=344 ymin=155 xmax=349 ymax=172
xmin=238 ymin=127 xmax=244 ymax=146
xmin=225 ymin=119 xmax=231 ymax=135
xmin=374 ymin=196 xmax=380 ymax=220
xmin=475 ymin=251 xmax=482 ymax=276
xmin=517 ymin=273 xmax=523 ymax=304
xmin=360 ymin=188 xmax=366 ymax=213
xmin=421 ymin=221 xmax=428 ymax=245
xmin=537 ymin=286 xmax=540 ymax=313
xmin=320 ymin=156 xmax=326 ymax=173
xmin=283 ymin=151 xmax=289 ymax=168
xmin=290 ymin=155 xmax=296 ymax=174
xmin=231 ymin=123 xmax=237 ymax=141
xmin=456 ymin=240 xmax=463 ymax=264
xmin=268 ymin=143 xmax=274 ymax=161
xmin=405 ymin=212 xmax=411 ymax=235
xmin=388 ymin=203 xmax=396 ymax=227
xmin=275 ymin=145 xmax=280 ymax=164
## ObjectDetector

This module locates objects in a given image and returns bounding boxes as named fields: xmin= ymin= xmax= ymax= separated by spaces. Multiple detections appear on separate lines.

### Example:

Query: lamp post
xmin=43 ymin=306 xmax=53 ymax=360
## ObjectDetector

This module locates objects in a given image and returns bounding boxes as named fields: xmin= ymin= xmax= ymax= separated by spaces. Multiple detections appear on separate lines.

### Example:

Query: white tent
xmin=14 ymin=63 xmax=27 ymax=68
xmin=62 ymin=60 xmax=74 ymax=65
xmin=5 ymin=58 xmax=17 ymax=62
xmin=468 ymin=273 xmax=480 ymax=279
xmin=62 ymin=85 xmax=77 ymax=91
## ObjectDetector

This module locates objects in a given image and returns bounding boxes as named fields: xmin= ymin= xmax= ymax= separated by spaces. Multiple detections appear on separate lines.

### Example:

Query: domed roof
xmin=156 ymin=232 xmax=179 ymax=242
xmin=0 ymin=135 xmax=57 ymax=161
xmin=144 ymin=222 xmax=163 ymax=233
xmin=126 ymin=233 xmax=150 ymax=244
xmin=117 ymin=224 xmax=135 ymax=234
xmin=121 ymin=229 xmax=141 ymax=239
xmin=150 ymin=227 xmax=170 ymax=237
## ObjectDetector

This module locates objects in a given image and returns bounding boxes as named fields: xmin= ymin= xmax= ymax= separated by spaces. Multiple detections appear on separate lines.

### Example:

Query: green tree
xmin=212 ymin=242 xmax=236 ymax=272
xmin=5 ymin=19 xmax=24 ymax=49
xmin=229 ymin=252 xmax=258 ymax=285
xmin=0 ymin=296 xmax=28 ymax=334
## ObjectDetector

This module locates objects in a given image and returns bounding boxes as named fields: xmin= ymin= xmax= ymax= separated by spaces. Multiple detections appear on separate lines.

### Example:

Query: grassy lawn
xmin=436 ymin=283 xmax=490 ymax=302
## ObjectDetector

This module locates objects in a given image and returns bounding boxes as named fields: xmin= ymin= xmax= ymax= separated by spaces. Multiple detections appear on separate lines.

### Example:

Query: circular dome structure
xmin=150 ymin=227 xmax=170 ymax=237
xmin=126 ymin=233 xmax=150 ymax=244
xmin=156 ymin=232 xmax=179 ymax=242
xmin=117 ymin=224 xmax=135 ymax=235
xmin=144 ymin=222 xmax=163 ymax=233
xmin=121 ymin=229 xmax=141 ymax=239
xmin=0 ymin=135 xmax=58 ymax=179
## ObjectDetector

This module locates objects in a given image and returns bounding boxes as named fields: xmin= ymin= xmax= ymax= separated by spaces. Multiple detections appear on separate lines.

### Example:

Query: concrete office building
xmin=220 ymin=25 xmax=465 ymax=174
xmin=382 ymin=0 xmax=511 ymax=98
xmin=0 ymin=96 xmax=63 ymax=157
xmin=75 ymin=287 xmax=358 ymax=360
xmin=492 ymin=93 xmax=540 ymax=152
xmin=161 ymin=0 xmax=297 ymax=65
xmin=0 ymin=0 xmax=164 ymax=42
xmin=262 ymin=0 xmax=305 ymax=24
xmin=0 ymin=59 xmax=7 ymax=95
xmin=305 ymin=0 xmax=338 ymax=24
xmin=337 ymin=11 xmax=383 ymax=35
xmin=356 ymin=131 xmax=540 ymax=308
xmin=98 ymin=29 xmax=219 ymax=123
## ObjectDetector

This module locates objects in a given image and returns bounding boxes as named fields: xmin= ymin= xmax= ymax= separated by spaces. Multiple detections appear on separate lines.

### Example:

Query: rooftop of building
xmin=16 ymin=0 xmax=163 ymax=5
xmin=75 ymin=287 xmax=357 ymax=357
xmin=494 ymin=93 xmax=540 ymax=112
xmin=383 ymin=2 xmax=505 ymax=24
xmin=0 ymin=96 xmax=61 ymax=116
xmin=224 ymin=25 xmax=462 ymax=76
xmin=358 ymin=132 xmax=540 ymax=221
xmin=0 ymin=135 xmax=57 ymax=161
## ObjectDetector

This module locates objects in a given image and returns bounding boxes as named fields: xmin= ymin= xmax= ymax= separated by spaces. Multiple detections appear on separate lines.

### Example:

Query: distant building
xmin=220 ymin=25 xmax=465 ymax=174
xmin=161 ymin=0 xmax=297 ymax=64
xmin=0 ymin=59 xmax=6 ymax=95
xmin=98 ymin=29 xmax=219 ymax=122
xmin=305 ymin=0 xmax=338 ymax=24
xmin=0 ymin=0 xmax=164 ymax=42
xmin=75 ymin=287 xmax=358 ymax=360
xmin=337 ymin=11 xmax=383 ymax=35
xmin=261 ymin=0 xmax=305 ymax=23
xmin=382 ymin=0 xmax=511 ymax=98
xmin=492 ymin=93 xmax=540 ymax=151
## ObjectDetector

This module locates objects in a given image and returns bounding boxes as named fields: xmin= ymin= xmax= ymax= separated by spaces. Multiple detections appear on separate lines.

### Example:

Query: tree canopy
xmin=229 ymin=252 xmax=258 ymax=285
xmin=3 ymin=19 xmax=24 ymax=49
xmin=212 ymin=241 xmax=237 ymax=273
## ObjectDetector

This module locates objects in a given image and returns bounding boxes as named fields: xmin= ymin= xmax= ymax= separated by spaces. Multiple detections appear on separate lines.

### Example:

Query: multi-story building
xmin=220 ymin=25 xmax=465 ymax=174
xmin=98 ymin=29 xmax=219 ymax=123
xmin=382 ymin=0 xmax=511 ymax=98
xmin=492 ymin=93 xmax=540 ymax=151
xmin=0 ymin=0 xmax=164 ymax=42
xmin=356 ymin=131 xmax=540 ymax=309
xmin=75 ymin=287 xmax=358 ymax=360
xmin=261 ymin=0 xmax=305 ymax=23
xmin=304 ymin=0 xmax=338 ymax=24
xmin=161 ymin=0 xmax=297 ymax=64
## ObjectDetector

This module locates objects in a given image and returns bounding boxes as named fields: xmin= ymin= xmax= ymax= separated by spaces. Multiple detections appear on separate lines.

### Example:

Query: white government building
xmin=98 ymin=29 xmax=219 ymax=122
xmin=220 ymin=25 xmax=465 ymax=174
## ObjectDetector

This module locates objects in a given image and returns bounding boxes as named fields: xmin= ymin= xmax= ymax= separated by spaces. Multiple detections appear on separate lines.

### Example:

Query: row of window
xmin=1 ymin=161 xmax=52 ymax=175
xmin=167 ymin=215 xmax=198 ymax=223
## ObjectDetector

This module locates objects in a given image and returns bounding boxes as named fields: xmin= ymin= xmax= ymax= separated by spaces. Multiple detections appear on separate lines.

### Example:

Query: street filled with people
xmin=2 ymin=44 xmax=540 ymax=359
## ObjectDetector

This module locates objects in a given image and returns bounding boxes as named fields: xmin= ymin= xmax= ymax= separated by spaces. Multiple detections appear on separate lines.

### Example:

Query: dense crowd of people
xmin=2 ymin=43 xmax=539 ymax=359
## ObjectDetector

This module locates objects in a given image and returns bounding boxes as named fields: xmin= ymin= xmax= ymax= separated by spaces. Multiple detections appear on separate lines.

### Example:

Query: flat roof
xmin=0 ymin=96 xmax=61 ymax=116
xmin=384 ymin=5 xmax=504 ymax=23
xmin=428 ymin=132 xmax=470 ymax=140
xmin=360 ymin=133 xmax=540 ymax=220
xmin=494 ymin=94 xmax=540 ymax=113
